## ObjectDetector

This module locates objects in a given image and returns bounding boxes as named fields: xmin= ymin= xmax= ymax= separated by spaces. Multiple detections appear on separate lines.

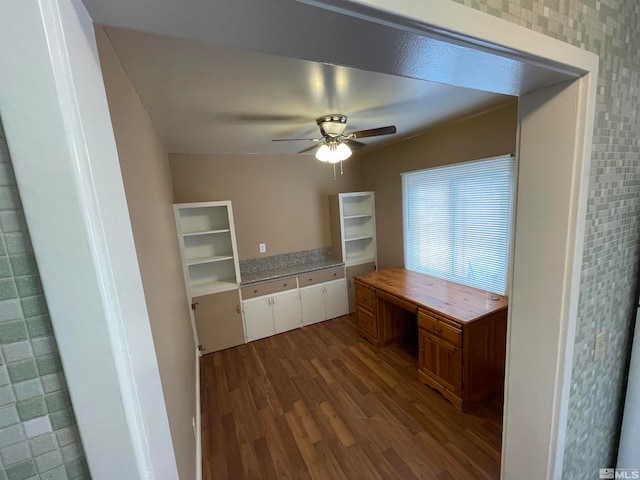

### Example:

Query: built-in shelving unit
xmin=174 ymin=201 xmax=241 ymax=297
xmin=329 ymin=192 xmax=378 ymax=314
xmin=330 ymin=191 xmax=377 ymax=266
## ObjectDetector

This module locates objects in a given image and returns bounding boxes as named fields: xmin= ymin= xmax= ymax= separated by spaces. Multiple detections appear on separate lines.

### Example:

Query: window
xmin=402 ymin=155 xmax=516 ymax=295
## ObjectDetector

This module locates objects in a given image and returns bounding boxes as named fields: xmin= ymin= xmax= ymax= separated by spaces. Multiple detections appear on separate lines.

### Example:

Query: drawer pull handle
xmin=254 ymin=289 xmax=258 ymax=293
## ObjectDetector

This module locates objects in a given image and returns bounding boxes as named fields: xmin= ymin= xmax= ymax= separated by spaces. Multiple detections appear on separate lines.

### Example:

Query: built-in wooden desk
xmin=354 ymin=268 xmax=508 ymax=410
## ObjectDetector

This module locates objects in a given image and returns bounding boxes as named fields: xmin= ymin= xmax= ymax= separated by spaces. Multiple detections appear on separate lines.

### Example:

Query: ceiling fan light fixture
xmin=315 ymin=141 xmax=352 ymax=163
xmin=317 ymin=114 xmax=348 ymax=137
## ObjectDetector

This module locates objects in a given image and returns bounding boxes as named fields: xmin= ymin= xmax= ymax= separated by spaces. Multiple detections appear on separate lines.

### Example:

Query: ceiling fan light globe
xmin=315 ymin=144 xmax=331 ymax=162
xmin=336 ymin=143 xmax=352 ymax=161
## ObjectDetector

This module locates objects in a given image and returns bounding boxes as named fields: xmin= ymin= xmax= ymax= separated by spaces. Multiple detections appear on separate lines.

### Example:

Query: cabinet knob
xmin=236 ymin=304 xmax=241 ymax=314
xmin=254 ymin=289 xmax=258 ymax=293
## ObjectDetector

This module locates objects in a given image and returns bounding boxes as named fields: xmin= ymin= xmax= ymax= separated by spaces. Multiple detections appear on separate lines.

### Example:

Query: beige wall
xmin=361 ymin=101 xmax=518 ymax=269
xmin=96 ymin=27 xmax=196 ymax=479
xmin=170 ymin=153 xmax=362 ymax=259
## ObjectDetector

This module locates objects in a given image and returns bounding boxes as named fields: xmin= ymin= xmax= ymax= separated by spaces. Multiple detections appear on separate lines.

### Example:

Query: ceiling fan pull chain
xmin=340 ymin=160 xmax=344 ymax=175
xmin=333 ymin=163 xmax=337 ymax=182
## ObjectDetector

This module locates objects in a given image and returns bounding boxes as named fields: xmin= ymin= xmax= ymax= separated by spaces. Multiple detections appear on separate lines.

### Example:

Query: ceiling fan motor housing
xmin=317 ymin=114 xmax=348 ymax=138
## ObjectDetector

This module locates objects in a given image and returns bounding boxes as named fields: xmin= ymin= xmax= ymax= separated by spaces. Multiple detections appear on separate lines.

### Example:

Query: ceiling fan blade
xmin=344 ymin=139 xmax=366 ymax=151
xmin=213 ymin=113 xmax=310 ymax=124
xmin=297 ymin=144 xmax=321 ymax=154
xmin=272 ymin=138 xmax=321 ymax=142
xmin=349 ymin=125 xmax=397 ymax=139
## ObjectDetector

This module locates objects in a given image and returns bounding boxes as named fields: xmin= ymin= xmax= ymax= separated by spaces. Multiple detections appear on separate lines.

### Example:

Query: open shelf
xmin=345 ymin=236 xmax=375 ymax=265
xmin=345 ymin=234 xmax=374 ymax=242
xmin=187 ymin=255 xmax=235 ymax=266
xmin=190 ymin=279 xmax=238 ymax=297
xmin=177 ymin=205 xmax=231 ymax=234
xmin=183 ymin=229 xmax=230 ymax=237
xmin=342 ymin=194 xmax=373 ymax=217
xmin=175 ymin=201 xmax=241 ymax=300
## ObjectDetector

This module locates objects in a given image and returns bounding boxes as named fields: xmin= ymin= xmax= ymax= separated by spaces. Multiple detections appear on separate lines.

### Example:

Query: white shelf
xmin=343 ymin=214 xmax=371 ymax=220
xmin=345 ymin=235 xmax=374 ymax=242
xmin=186 ymin=255 xmax=234 ymax=266
xmin=345 ymin=253 xmax=375 ymax=265
xmin=190 ymin=279 xmax=238 ymax=297
xmin=183 ymin=229 xmax=230 ymax=237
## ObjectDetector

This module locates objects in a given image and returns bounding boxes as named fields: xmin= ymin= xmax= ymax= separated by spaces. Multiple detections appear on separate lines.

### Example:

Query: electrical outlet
xmin=594 ymin=332 xmax=606 ymax=361
xmin=259 ymin=243 xmax=266 ymax=253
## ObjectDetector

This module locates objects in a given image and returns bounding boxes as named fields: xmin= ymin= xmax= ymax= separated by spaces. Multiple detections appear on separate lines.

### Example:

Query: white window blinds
xmin=402 ymin=155 xmax=516 ymax=295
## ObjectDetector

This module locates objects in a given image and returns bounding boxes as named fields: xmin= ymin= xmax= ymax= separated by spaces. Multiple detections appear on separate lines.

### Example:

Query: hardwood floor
xmin=200 ymin=315 xmax=503 ymax=480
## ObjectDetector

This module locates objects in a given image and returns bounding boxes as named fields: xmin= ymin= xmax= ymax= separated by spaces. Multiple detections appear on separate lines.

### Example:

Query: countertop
xmin=240 ymin=259 xmax=344 ymax=285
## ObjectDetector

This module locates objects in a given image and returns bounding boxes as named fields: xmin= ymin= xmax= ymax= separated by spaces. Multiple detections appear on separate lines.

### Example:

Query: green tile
xmin=29 ymin=432 xmax=57 ymax=456
xmin=0 ymin=278 xmax=17 ymax=301
xmin=8 ymin=255 xmax=38 ymax=277
xmin=25 ymin=315 xmax=52 ymax=338
xmin=5 ymin=459 xmax=35 ymax=480
xmin=0 ymin=258 xmax=11 ymax=278
xmin=45 ymin=391 xmax=71 ymax=413
xmin=50 ymin=407 xmax=75 ymax=431
xmin=66 ymin=459 xmax=90 ymax=479
xmin=6 ymin=359 xmax=38 ymax=383
xmin=16 ymin=397 xmax=46 ymax=421
xmin=0 ymin=320 xmax=28 ymax=344
xmin=0 ymin=239 xmax=5 ymax=257
xmin=20 ymin=295 xmax=47 ymax=319
xmin=14 ymin=276 xmax=42 ymax=298
xmin=0 ymin=186 xmax=22 ymax=211
xmin=36 ymin=354 xmax=62 ymax=376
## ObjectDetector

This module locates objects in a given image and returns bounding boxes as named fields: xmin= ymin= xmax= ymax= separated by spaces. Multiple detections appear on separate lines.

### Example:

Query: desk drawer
xmin=241 ymin=278 xmax=297 ymax=299
xmin=298 ymin=267 xmax=344 ymax=287
xmin=356 ymin=306 xmax=377 ymax=340
xmin=418 ymin=311 xmax=461 ymax=347
xmin=354 ymin=281 xmax=376 ymax=311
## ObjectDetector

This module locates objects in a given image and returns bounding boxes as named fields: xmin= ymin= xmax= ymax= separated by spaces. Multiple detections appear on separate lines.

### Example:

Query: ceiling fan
xmin=273 ymin=114 xmax=397 ymax=163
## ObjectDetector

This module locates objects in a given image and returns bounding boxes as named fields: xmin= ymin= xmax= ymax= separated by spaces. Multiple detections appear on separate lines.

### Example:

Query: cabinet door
xmin=323 ymin=279 xmax=349 ymax=320
xmin=193 ymin=289 xmax=245 ymax=354
xmin=242 ymin=296 xmax=275 ymax=342
xmin=419 ymin=329 xmax=462 ymax=396
xmin=272 ymin=289 xmax=302 ymax=334
xmin=299 ymin=284 xmax=325 ymax=325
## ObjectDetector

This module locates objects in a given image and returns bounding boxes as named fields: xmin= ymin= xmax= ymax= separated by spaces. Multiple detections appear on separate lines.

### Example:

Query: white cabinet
xmin=329 ymin=192 xmax=377 ymax=267
xmin=174 ymin=201 xmax=241 ymax=297
xmin=174 ymin=201 xmax=245 ymax=354
xmin=300 ymin=278 xmax=348 ymax=325
xmin=241 ymin=279 xmax=302 ymax=342
xmin=272 ymin=289 xmax=303 ymax=334
xmin=242 ymin=296 xmax=275 ymax=342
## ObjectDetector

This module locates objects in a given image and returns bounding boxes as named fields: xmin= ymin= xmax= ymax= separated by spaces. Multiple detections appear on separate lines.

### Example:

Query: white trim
xmin=0 ymin=0 xmax=178 ymax=477
xmin=547 ymin=71 xmax=598 ymax=479
xmin=303 ymin=0 xmax=598 ymax=75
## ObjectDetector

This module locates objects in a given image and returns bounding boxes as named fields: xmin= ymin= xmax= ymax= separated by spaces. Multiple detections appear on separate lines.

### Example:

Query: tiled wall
xmin=450 ymin=0 xmax=640 ymax=476
xmin=0 ymin=121 xmax=89 ymax=479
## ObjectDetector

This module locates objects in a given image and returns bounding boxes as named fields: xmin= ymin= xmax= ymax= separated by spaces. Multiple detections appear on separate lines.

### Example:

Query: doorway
xmin=0 ymin=0 xmax=598 ymax=478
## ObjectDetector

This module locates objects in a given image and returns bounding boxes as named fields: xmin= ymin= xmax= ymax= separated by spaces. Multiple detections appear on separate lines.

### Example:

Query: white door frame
xmin=0 ymin=0 xmax=597 ymax=479
xmin=0 ymin=0 xmax=177 ymax=478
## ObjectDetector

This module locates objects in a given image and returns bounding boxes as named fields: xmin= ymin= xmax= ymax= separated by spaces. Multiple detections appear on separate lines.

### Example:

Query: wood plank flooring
xmin=201 ymin=315 xmax=503 ymax=480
